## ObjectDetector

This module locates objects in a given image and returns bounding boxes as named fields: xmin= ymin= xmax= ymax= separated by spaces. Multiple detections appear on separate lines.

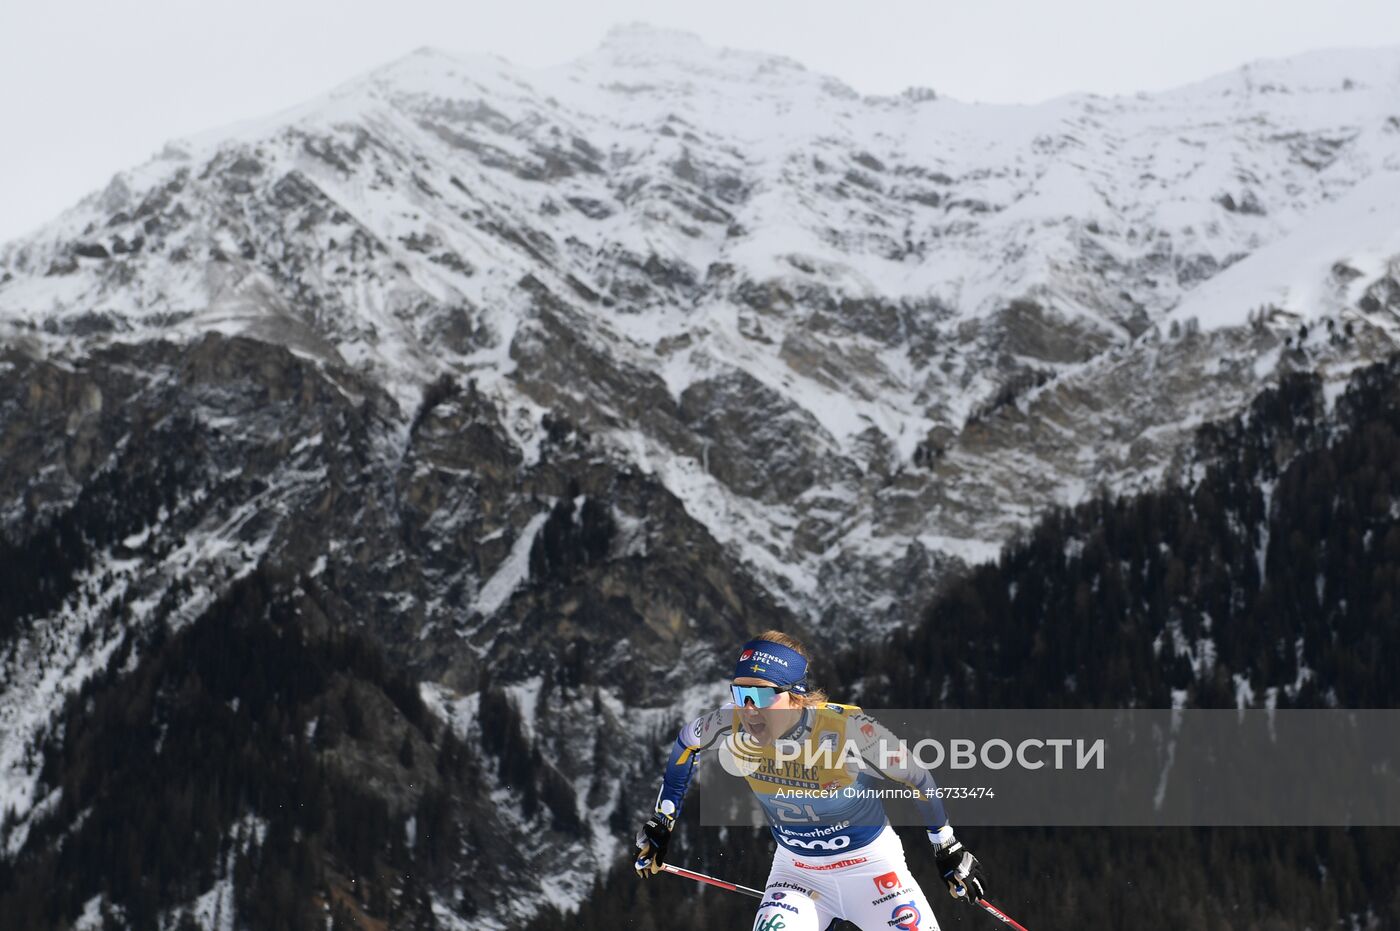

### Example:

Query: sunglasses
xmin=731 ymin=684 xmax=792 ymax=708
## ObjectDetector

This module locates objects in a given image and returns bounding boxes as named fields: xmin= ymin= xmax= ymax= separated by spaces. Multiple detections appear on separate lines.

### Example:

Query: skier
xmin=634 ymin=630 xmax=986 ymax=931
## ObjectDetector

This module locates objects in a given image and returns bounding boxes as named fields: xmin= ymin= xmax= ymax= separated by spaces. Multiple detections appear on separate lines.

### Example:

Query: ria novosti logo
xmin=772 ymin=735 xmax=1105 ymax=772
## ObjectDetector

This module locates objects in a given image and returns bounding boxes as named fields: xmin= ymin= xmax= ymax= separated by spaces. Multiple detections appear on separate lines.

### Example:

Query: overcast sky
xmin=3 ymin=0 xmax=1400 ymax=245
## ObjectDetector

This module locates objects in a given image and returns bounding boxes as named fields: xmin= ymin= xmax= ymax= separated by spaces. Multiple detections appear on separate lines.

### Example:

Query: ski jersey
xmin=655 ymin=702 xmax=950 ymax=857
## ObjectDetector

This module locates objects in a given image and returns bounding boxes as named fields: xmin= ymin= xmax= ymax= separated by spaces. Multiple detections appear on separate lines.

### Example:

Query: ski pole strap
xmin=976 ymin=897 xmax=1031 ymax=931
xmin=659 ymin=863 xmax=764 ymax=899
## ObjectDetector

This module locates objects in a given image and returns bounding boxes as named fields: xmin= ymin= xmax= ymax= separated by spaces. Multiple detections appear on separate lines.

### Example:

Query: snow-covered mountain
xmin=3 ymin=24 xmax=1400 ymax=929
xmin=4 ymin=27 xmax=1399 ymax=631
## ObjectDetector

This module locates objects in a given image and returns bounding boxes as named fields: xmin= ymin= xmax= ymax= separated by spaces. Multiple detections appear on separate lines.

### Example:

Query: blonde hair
xmin=753 ymin=629 xmax=829 ymax=707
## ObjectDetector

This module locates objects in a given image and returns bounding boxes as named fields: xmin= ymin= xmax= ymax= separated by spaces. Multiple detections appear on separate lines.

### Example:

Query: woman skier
xmin=634 ymin=630 xmax=987 ymax=931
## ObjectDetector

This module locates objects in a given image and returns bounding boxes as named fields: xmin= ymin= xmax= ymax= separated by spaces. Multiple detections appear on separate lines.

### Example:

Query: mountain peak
xmin=1170 ymin=44 xmax=1400 ymax=99
xmin=599 ymin=21 xmax=707 ymax=51
xmin=579 ymin=20 xmax=807 ymax=81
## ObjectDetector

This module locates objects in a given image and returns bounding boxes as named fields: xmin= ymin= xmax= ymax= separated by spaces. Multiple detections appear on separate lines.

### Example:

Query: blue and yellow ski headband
xmin=732 ymin=638 xmax=809 ymax=693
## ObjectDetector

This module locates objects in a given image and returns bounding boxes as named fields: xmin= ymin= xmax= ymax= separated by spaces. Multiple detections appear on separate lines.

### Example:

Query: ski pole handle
xmin=976 ymin=897 xmax=1031 ymax=931
xmin=659 ymin=863 xmax=764 ymax=898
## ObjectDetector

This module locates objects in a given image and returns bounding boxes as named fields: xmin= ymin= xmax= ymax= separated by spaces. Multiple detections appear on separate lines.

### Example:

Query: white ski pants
xmin=751 ymin=827 xmax=941 ymax=931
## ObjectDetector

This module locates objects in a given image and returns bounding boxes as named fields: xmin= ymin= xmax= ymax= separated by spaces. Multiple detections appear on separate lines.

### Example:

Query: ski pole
xmin=975 ymin=897 xmax=1031 ymax=931
xmin=659 ymin=862 xmax=764 ymax=898
xmin=662 ymin=863 xmax=1024 ymax=928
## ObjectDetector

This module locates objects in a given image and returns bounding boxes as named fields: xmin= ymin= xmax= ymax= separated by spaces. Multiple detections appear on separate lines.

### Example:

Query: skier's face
xmin=732 ymin=676 xmax=796 ymax=745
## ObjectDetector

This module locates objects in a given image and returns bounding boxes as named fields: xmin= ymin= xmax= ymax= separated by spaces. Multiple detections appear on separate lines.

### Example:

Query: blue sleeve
xmin=657 ymin=733 xmax=700 ymax=816
xmin=895 ymin=758 xmax=951 ymax=830
xmin=654 ymin=710 xmax=729 ymax=817
xmin=853 ymin=711 xmax=950 ymax=830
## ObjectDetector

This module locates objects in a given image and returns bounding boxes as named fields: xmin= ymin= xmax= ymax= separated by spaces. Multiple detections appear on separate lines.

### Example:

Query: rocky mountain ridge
xmin=3 ymin=26 xmax=1400 ymax=928
xmin=4 ymin=28 xmax=1399 ymax=633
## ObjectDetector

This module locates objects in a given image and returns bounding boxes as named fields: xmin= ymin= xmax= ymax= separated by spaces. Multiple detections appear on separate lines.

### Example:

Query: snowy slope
xmin=1168 ymin=166 xmax=1400 ymax=331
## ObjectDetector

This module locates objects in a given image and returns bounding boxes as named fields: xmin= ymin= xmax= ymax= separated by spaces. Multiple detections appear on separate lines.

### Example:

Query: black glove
xmin=932 ymin=832 xmax=987 ymax=902
xmin=633 ymin=807 xmax=675 ymax=877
